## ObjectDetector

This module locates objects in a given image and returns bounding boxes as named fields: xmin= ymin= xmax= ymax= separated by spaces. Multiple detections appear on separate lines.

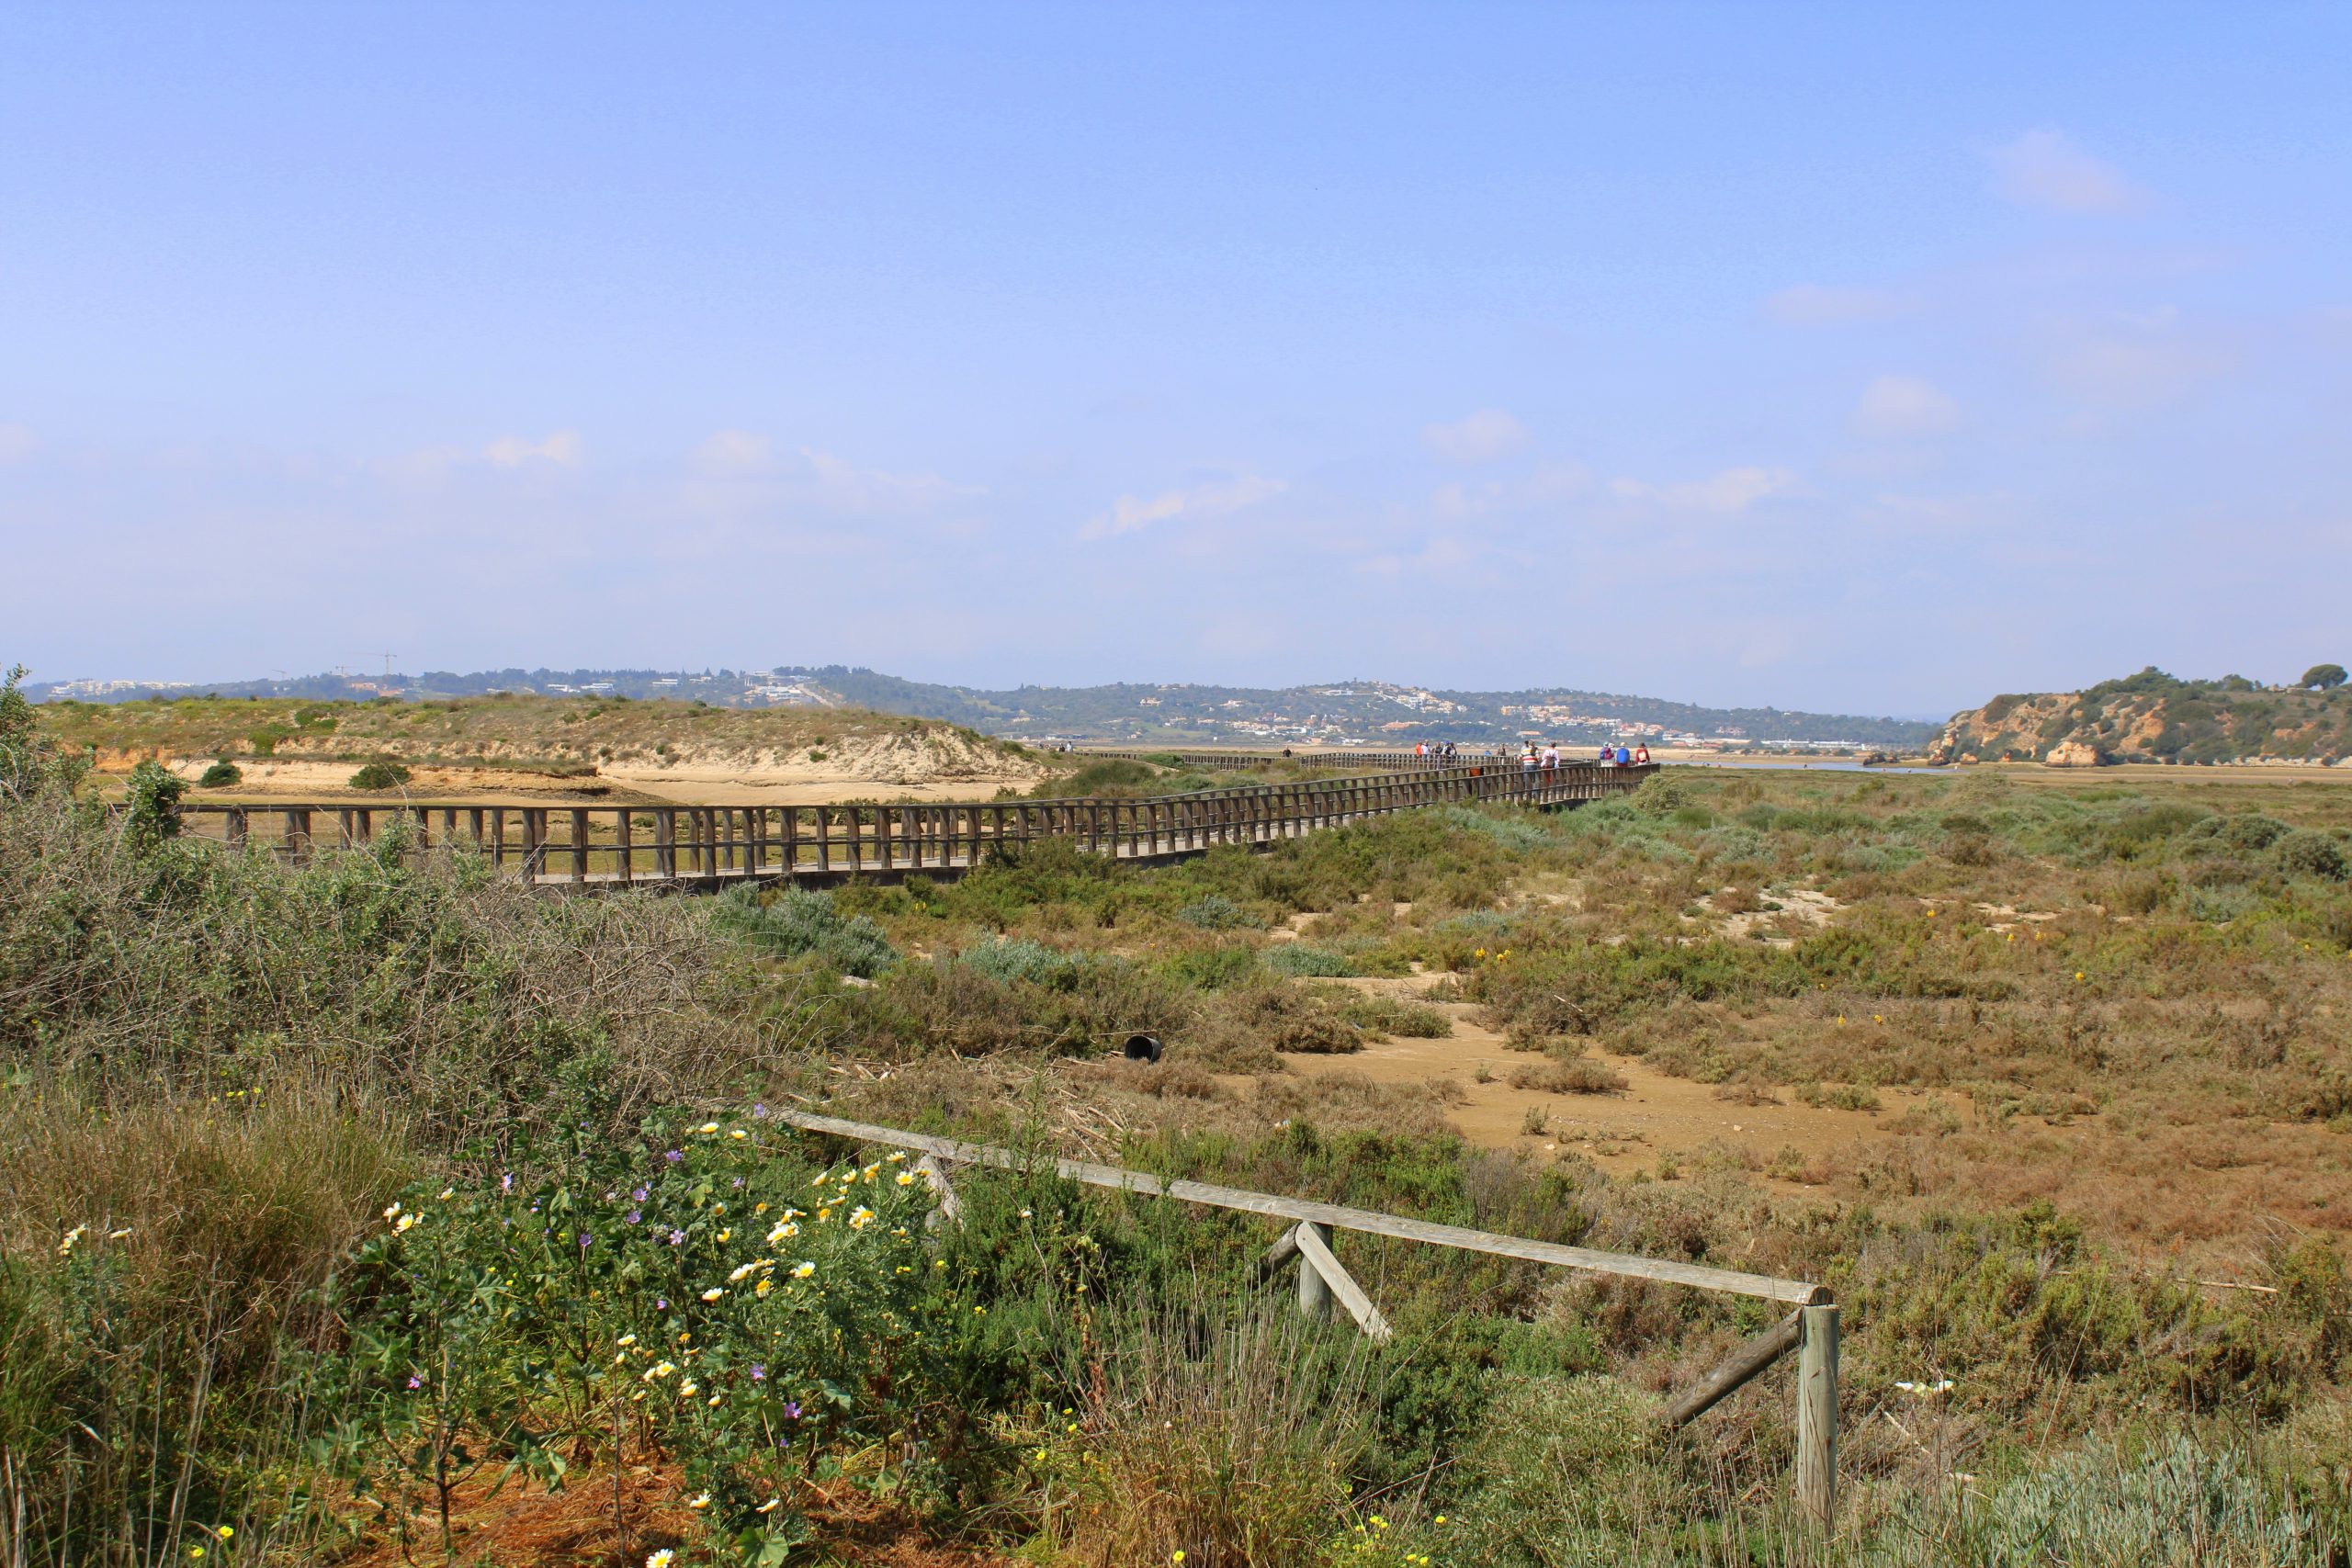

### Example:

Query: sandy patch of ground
xmin=1263 ymin=976 xmax=1936 ymax=1181
xmin=153 ymin=728 xmax=1046 ymax=805
xmin=1688 ymin=886 xmax=1842 ymax=946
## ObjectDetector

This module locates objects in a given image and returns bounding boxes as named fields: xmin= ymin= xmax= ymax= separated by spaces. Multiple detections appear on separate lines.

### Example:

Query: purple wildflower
xmin=731 ymin=1177 xmax=745 ymax=1190
xmin=407 ymin=1375 xmax=424 ymax=1390
xmin=500 ymin=1172 xmax=514 ymax=1192
xmin=664 ymin=1150 xmax=684 ymax=1164
xmin=749 ymin=1364 xmax=765 ymax=1381
xmin=753 ymin=1102 xmax=769 ymax=1118
xmin=656 ymin=1297 xmax=669 ymax=1309
xmin=632 ymin=1187 xmax=649 ymax=1202
xmin=580 ymin=1233 xmax=594 ymax=1251
xmin=626 ymin=1211 xmax=641 ymax=1225
xmin=668 ymin=1229 xmax=685 ymax=1246
xmin=781 ymin=1401 xmax=802 ymax=1420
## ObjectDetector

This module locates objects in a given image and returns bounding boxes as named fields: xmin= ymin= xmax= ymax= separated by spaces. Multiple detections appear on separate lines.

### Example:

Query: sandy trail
xmin=1272 ymin=976 xmax=1932 ymax=1179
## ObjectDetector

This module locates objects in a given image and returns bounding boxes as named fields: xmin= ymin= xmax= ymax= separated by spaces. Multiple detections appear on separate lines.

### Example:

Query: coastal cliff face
xmin=1932 ymin=669 xmax=2352 ymax=766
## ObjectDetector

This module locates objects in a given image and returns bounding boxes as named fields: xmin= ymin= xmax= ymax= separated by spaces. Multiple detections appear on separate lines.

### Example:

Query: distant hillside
xmin=1934 ymin=665 xmax=2352 ymax=766
xmin=28 ymin=665 xmax=1940 ymax=750
xmin=33 ymin=693 xmax=1046 ymax=795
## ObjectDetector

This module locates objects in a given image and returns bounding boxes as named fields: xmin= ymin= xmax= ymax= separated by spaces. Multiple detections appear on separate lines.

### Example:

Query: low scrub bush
xmin=347 ymin=760 xmax=411 ymax=789
xmin=198 ymin=759 xmax=243 ymax=787
xmin=712 ymin=884 xmax=899 ymax=976
xmin=1506 ymin=1056 xmax=1627 ymax=1095
xmin=1264 ymin=942 xmax=1364 ymax=977
xmin=1177 ymin=892 xmax=1266 ymax=931
xmin=308 ymin=1111 xmax=957 ymax=1565
xmin=1200 ymin=979 xmax=1359 ymax=1055
xmin=2276 ymin=829 xmax=2349 ymax=882
xmin=956 ymin=933 xmax=1078 ymax=986
xmin=1334 ymin=989 xmax=1453 ymax=1039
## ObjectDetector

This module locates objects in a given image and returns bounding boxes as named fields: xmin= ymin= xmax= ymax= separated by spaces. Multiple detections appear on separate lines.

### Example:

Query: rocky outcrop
xmin=1934 ymin=668 xmax=2352 ymax=767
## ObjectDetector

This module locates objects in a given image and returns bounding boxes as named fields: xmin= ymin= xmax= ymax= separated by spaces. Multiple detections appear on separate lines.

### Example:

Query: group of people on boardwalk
xmin=1510 ymin=739 xmax=1648 ymax=769
xmin=1409 ymin=739 xmax=1651 ymax=770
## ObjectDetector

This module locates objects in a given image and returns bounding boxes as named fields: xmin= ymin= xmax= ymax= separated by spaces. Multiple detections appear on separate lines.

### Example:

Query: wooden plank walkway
xmin=166 ymin=758 xmax=1657 ymax=892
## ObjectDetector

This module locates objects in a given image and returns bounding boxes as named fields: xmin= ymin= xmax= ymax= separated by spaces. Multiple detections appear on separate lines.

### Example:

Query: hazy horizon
xmin=5 ymin=3 xmax=2346 ymax=712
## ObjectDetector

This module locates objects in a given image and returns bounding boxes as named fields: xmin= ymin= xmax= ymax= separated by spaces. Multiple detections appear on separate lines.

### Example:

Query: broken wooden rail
xmin=163 ymin=760 xmax=1656 ymax=891
xmin=771 ymin=1106 xmax=1840 ymax=1521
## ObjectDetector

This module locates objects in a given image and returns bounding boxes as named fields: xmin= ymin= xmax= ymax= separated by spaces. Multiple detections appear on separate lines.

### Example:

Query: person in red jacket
xmin=1634 ymin=743 xmax=1651 ymax=765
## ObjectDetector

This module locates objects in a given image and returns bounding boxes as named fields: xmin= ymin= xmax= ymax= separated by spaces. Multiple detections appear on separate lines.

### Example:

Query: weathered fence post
xmin=1797 ymin=1302 xmax=1839 ymax=1526
xmin=1296 ymin=1221 xmax=1333 ymax=1322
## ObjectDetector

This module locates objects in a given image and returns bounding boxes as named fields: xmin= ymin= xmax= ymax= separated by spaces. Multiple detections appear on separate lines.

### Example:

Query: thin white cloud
xmin=1988 ymin=130 xmax=2145 ymax=213
xmin=693 ymin=428 xmax=774 ymax=476
xmin=1080 ymin=474 xmax=1286 ymax=541
xmin=800 ymin=448 xmax=979 ymax=513
xmin=1611 ymin=466 xmax=1797 ymax=514
xmin=1767 ymin=285 xmax=1907 ymax=325
xmin=1851 ymin=375 xmax=1961 ymax=437
xmin=0 ymin=424 xmax=34 ymax=463
xmin=483 ymin=430 xmax=583 ymax=468
xmin=1420 ymin=409 xmax=1530 ymax=465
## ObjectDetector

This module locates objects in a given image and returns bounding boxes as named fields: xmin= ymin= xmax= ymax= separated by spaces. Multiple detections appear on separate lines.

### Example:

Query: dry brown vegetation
xmin=8 ymin=648 xmax=2351 ymax=1568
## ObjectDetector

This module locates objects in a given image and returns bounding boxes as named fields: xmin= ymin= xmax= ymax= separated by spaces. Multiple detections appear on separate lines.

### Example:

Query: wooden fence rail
xmin=773 ymin=1106 xmax=1838 ymax=1521
xmin=165 ymin=760 xmax=1657 ymax=891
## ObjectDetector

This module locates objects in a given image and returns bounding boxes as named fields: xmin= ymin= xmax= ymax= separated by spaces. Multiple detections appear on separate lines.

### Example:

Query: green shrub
xmin=1917 ymin=1434 xmax=2322 ymax=1566
xmin=1176 ymin=893 xmax=1265 ymax=931
xmin=123 ymin=760 xmax=186 ymax=846
xmin=198 ymin=760 xmax=243 ymax=788
xmin=2276 ymin=830 xmax=2348 ymax=882
xmin=311 ymin=1113 xmax=953 ymax=1564
xmin=1045 ymin=758 xmax=1161 ymax=796
xmin=1336 ymin=990 xmax=1453 ymax=1038
xmin=1264 ymin=943 xmax=1364 ymax=978
xmin=956 ymin=934 xmax=1077 ymax=986
xmin=1451 ymin=1375 xmax=1673 ymax=1551
xmin=711 ymin=884 xmax=899 ymax=976
xmin=2210 ymin=813 xmax=2292 ymax=853
xmin=1161 ymin=942 xmax=1262 ymax=990
xmin=347 ymin=760 xmax=412 ymax=790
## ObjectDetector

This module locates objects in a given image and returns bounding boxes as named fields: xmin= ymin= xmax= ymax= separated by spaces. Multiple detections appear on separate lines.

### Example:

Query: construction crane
xmin=349 ymin=654 xmax=399 ymax=679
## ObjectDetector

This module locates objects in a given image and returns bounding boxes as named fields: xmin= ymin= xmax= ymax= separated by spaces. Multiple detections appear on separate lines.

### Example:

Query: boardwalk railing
xmin=1077 ymin=747 xmax=1498 ymax=772
xmin=166 ymin=760 xmax=1657 ymax=890
xmin=775 ymin=1106 xmax=1839 ymax=1523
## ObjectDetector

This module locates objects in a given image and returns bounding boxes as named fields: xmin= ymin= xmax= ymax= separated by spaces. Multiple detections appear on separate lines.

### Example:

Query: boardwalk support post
xmin=1797 ymin=1303 xmax=1839 ymax=1526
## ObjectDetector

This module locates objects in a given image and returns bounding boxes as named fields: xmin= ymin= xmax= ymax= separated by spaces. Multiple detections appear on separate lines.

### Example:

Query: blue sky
xmin=4 ymin=2 xmax=2346 ymax=715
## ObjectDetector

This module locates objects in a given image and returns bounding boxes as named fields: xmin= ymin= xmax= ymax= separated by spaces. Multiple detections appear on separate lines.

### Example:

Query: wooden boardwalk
xmin=167 ymin=759 xmax=1656 ymax=891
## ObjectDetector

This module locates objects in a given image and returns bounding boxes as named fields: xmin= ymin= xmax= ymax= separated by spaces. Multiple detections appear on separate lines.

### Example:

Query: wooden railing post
xmin=1797 ymin=1303 xmax=1839 ymax=1526
xmin=616 ymin=809 xmax=634 ymax=885
xmin=1297 ymin=1221 xmax=1333 ymax=1322
xmin=570 ymin=808 xmax=590 ymax=882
